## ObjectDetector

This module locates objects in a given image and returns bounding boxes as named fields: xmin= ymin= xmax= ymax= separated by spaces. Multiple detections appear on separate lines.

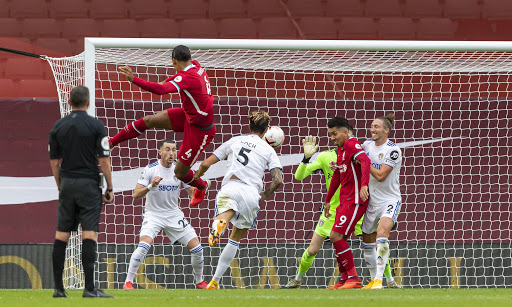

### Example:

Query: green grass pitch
xmin=1 ymin=289 xmax=511 ymax=307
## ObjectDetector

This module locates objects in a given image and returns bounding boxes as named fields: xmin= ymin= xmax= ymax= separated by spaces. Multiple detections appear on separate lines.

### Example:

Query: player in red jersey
xmin=110 ymin=45 xmax=215 ymax=206
xmin=324 ymin=117 xmax=370 ymax=289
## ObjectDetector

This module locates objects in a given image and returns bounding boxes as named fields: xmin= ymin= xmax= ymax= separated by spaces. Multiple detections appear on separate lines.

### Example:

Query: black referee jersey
xmin=49 ymin=110 xmax=110 ymax=181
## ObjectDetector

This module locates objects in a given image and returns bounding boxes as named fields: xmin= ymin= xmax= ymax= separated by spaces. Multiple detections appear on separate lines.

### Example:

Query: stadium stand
xmin=338 ymin=17 xmax=378 ymax=39
xmin=482 ymin=0 xmax=512 ymax=19
xmin=140 ymin=19 xmax=180 ymax=38
xmin=365 ymin=0 xmax=403 ymax=17
xmin=286 ymin=0 xmax=326 ymax=17
xmin=209 ymin=0 xmax=248 ymax=19
xmin=218 ymin=18 xmax=257 ymax=39
xmin=444 ymin=0 xmax=481 ymax=19
xmin=181 ymin=19 xmax=218 ymax=38
xmin=417 ymin=17 xmax=458 ymax=40
xmin=377 ymin=17 xmax=417 ymax=40
xmin=403 ymin=0 xmax=444 ymax=18
xmin=101 ymin=19 xmax=140 ymax=38
xmin=22 ymin=18 xmax=60 ymax=38
xmin=9 ymin=0 xmax=50 ymax=19
xmin=247 ymin=0 xmax=286 ymax=18
xmin=172 ymin=0 xmax=209 ymax=19
xmin=325 ymin=0 xmax=365 ymax=18
xmin=49 ymin=0 xmax=90 ymax=19
xmin=90 ymin=0 xmax=130 ymax=19
xmin=128 ymin=0 xmax=170 ymax=19
xmin=297 ymin=17 xmax=337 ymax=40
xmin=257 ymin=17 xmax=297 ymax=39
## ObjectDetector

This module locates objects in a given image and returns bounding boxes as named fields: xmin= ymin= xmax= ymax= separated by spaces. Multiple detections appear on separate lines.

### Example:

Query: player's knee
xmin=307 ymin=247 xmax=319 ymax=256
xmin=143 ymin=115 xmax=155 ymax=128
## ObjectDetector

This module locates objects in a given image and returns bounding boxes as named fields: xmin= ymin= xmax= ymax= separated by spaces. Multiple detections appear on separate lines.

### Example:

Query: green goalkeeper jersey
xmin=295 ymin=149 xmax=339 ymax=218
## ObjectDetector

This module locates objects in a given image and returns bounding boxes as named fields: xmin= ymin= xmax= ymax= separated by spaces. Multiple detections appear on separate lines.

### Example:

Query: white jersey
xmin=363 ymin=139 xmax=402 ymax=206
xmin=213 ymin=134 xmax=282 ymax=193
xmin=137 ymin=160 xmax=189 ymax=217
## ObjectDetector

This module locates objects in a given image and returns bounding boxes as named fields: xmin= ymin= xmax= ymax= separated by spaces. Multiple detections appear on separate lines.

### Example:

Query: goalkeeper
xmin=284 ymin=136 xmax=397 ymax=289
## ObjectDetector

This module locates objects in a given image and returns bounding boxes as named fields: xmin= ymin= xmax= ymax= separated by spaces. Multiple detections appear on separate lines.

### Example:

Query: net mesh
xmin=46 ymin=46 xmax=512 ymax=289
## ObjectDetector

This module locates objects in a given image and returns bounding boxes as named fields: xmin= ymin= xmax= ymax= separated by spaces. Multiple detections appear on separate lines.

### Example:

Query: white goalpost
xmin=45 ymin=38 xmax=512 ymax=289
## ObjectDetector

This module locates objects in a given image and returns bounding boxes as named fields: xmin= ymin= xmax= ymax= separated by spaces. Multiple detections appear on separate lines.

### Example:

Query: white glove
xmin=302 ymin=136 xmax=318 ymax=159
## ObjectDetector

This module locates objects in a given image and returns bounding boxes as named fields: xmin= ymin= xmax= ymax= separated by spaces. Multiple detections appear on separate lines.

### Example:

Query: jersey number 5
xmin=236 ymin=148 xmax=251 ymax=166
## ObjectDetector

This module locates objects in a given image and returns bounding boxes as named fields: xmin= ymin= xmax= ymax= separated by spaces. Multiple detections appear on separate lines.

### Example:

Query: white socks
xmin=375 ymin=237 xmax=390 ymax=281
xmin=189 ymin=244 xmax=204 ymax=284
xmin=212 ymin=239 xmax=239 ymax=283
xmin=126 ymin=241 xmax=151 ymax=283
xmin=362 ymin=242 xmax=377 ymax=280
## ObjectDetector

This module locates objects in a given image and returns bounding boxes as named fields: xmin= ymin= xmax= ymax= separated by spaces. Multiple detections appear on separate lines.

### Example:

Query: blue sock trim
xmin=138 ymin=242 xmax=151 ymax=251
xmin=190 ymin=246 xmax=203 ymax=254
xmin=228 ymin=239 xmax=240 ymax=247
xmin=361 ymin=242 xmax=376 ymax=249
xmin=376 ymin=238 xmax=389 ymax=244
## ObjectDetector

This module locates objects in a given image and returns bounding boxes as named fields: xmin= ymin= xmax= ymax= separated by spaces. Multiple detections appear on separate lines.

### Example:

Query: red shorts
xmin=331 ymin=202 xmax=367 ymax=236
xmin=167 ymin=108 xmax=216 ymax=167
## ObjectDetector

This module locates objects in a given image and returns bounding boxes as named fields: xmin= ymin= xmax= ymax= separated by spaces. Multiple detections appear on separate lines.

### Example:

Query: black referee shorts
xmin=57 ymin=177 xmax=102 ymax=232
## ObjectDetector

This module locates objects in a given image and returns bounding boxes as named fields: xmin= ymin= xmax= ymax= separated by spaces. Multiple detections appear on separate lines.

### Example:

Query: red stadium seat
xmin=22 ymin=19 xmax=60 ymax=38
xmin=495 ymin=20 xmax=512 ymax=41
xmin=61 ymin=19 xmax=100 ymax=39
xmin=129 ymin=0 xmax=170 ymax=19
xmin=378 ymin=17 xmax=416 ymax=40
xmin=0 ymin=79 xmax=19 ymax=97
xmin=0 ymin=18 xmax=22 ymax=37
xmin=403 ymin=0 xmax=444 ymax=18
xmin=0 ymin=0 xmax=9 ymax=18
xmin=49 ymin=0 xmax=90 ymax=19
xmin=257 ymin=17 xmax=297 ymax=39
xmin=417 ymin=17 xmax=457 ymax=40
xmin=455 ymin=19 xmax=497 ymax=41
xmin=140 ymin=19 xmax=179 ymax=38
xmin=338 ymin=17 xmax=378 ymax=39
xmin=482 ymin=0 xmax=512 ymax=19
xmin=286 ymin=0 xmax=325 ymax=17
xmin=209 ymin=0 xmax=247 ymax=19
xmin=19 ymin=79 xmax=58 ymax=98
xmin=218 ymin=18 xmax=257 ymax=39
xmin=171 ymin=0 xmax=209 ymax=19
xmin=298 ymin=17 xmax=336 ymax=40
xmin=247 ymin=0 xmax=286 ymax=18
xmin=90 ymin=0 xmax=129 ymax=19
xmin=444 ymin=0 xmax=481 ymax=18
xmin=5 ymin=58 xmax=47 ymax=80
xmin=365 ymin=0 xmax=403 ymax=17
xmin=180 ymin=19 xmax=218 ymax=38
xmin=33 ymin=38 xmax=76 ymax=56
xmin=101 ymin=19 xmax=140 ymax=38
xmin=9 ymin=0 xmax=49 ymax=18
xmin=325 ymin=0 xmax=364 ymax=17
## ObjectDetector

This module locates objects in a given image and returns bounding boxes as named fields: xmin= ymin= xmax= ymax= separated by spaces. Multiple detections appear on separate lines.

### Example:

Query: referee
xmin=49 ymin=86 xmax=114 ymax=298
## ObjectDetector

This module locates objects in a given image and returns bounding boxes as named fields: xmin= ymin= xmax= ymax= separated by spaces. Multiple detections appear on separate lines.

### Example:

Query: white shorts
xmin=361 ymin=199 xmax=402 ymax=234
xmin=139 ymin=213 xmax=198 ymax=246
xmin=215 ymin=180 xmax=261 ymax=230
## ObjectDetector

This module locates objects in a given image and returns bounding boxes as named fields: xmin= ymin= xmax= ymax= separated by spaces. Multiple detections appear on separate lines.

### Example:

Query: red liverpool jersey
xmin=326 ymin=137 xmax=370 ymax=206
xmin=164 ymin=60 xmax=214 ymax=127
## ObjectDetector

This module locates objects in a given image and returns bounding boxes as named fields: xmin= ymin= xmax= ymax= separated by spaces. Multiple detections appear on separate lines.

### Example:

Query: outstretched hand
xmin=119 ymin=66 xmax=134 ymax=82
xmin=302 ymin=136 xmax=318 ymax=159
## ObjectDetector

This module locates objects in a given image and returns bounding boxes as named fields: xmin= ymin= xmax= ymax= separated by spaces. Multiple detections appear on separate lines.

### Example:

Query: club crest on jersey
xmin=379 ymin=153 xmax=384 ymax=160
xmin=174 ymin=175 xmax=178 ymax=182
xmin=355 ymin=143 xmax=362 ymax=149
xmin=319 ymin=219 xmax=325 ymax=227
xmin=174 ymin=76 xmax=182 ymax=82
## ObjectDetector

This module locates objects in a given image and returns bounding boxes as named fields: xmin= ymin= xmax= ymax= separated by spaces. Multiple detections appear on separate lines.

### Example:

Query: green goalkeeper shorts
xmin=314 ymin=213 xmax=364 ymax=238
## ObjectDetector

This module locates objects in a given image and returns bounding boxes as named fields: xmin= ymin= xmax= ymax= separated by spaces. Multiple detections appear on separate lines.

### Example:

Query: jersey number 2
xmin=236 ymin=148 xmax=251 ymax=166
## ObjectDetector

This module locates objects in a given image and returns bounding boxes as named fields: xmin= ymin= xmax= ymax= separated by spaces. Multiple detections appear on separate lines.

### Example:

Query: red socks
xmin=333 ymin=239 xmax=358 ymax=279
xmin=109 ymin=118 xmax=147 ymax=147
xmin=181 ymin=170 xmax=207 ymax=190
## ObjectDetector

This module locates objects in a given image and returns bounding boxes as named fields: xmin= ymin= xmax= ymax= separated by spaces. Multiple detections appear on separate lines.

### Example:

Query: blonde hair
xmin=377 ymin=113 xmax=395 ymax=130
xmin=249 ymin=110 xmax=271 ymax=134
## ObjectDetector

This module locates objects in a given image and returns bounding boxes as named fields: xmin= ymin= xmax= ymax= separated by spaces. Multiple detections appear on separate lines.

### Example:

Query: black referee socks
xmin=52 ymin=239 xmax=67 ymax=291
xmin=82 ymin=239 xmax=97 ymax=291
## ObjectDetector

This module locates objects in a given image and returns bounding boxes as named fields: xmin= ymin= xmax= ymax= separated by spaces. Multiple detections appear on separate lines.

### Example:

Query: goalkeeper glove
xmin=302 ymin=136 xmax=318 ymax=163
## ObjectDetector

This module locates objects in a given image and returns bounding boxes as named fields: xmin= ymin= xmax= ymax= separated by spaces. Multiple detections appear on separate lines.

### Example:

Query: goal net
xmin=46 ymin=38 xmax=512 ymax=289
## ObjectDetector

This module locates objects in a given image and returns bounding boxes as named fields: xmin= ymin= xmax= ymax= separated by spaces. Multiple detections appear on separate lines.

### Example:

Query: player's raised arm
xmin=295 ymin=136 xmax=321 ymax=181
xmin=193 ymin=154 xmax=220 ymax=180
xmin=118 ymin=65 xmax=178 ymax=95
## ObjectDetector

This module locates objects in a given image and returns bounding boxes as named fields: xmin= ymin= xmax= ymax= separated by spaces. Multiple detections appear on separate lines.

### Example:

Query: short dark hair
xmin=327 ymin=116 xmax=353 ymax=131
xmin=249 ymin=110 xmax=271 ymax=134
xmin=69 ymin=86 xmax=89 ymax=107
xmin=159 ymin=139 xmax=176 ymax=149
xmin=172 ymin=45 xmax=191 ymax=62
